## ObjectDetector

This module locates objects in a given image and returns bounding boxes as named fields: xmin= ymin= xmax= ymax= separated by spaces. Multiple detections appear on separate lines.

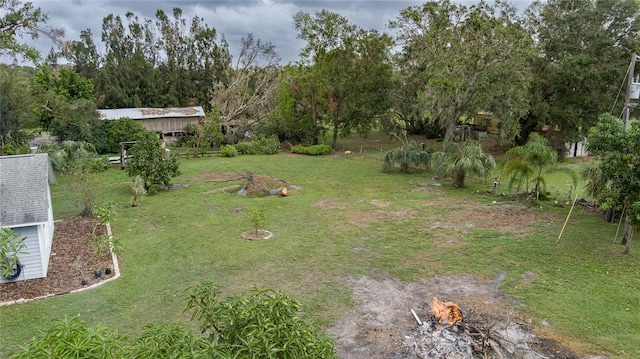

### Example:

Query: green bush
xmin=10 ymin=316 xmax=127 ymax=358
xmin=81 ymin=155 xmax=110 ymax=172
xmin=106 ymin=118 xmax=149 ymax=154
xmin=234 ymin=137 xmax=281 ymax=155
xmin=10 ymin=283 xmax=336 ymax=358
xmin=291 ymin=144 xmax=333 ymax=156
xmin=219 ymin=144 xmax=238 ymax=157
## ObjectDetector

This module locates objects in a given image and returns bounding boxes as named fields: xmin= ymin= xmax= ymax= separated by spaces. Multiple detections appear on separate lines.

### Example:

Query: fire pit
xmin=406 ymin=297 xmax=553 ymax=359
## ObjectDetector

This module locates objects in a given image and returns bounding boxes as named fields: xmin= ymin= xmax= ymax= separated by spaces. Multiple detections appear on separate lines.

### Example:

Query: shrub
xmin=10 ymin=283 xmax=337 ymax=358
xmin=234 ymin=137 xmax=281 ymax=155
xmin=106 ymin=118 xmax=148 ymax=154
xmin=126 ymin=132 xmax=181 ymax=193
xmin=291 ymin=144 xmax=333 ymax=156
xmin=10 ymin=316 xmax=127 ymax=358
xmin=219 ymin=144 xmax=238 ymax=157
xmin=382 ymin=132 xmax=431 ymax=172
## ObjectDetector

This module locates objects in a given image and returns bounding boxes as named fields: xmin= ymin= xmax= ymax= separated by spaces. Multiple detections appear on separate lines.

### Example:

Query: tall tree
xmin=34 ymin=65 xmax=95 ymax=132
xmin=294 ymin=10 xmax=394 ymax=148
xmin=525 ymin=0 xmax=640 ymax=150
xmin=266 ymin=64 xmax=323 ymax=144
xmin=586 ymin=114 xmax=640 ymax=255
xmin=0 ymin=0 xmax=63 ymax=62
xmin=0 ymin=65 xmax=35 ymax=147
xmin=389 ymin=0 xmax=534 ymax=142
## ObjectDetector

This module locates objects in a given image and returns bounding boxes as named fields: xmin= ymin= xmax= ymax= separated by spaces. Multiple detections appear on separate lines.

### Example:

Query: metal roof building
xmin=97 ymin=107 xmax=205 ymax=138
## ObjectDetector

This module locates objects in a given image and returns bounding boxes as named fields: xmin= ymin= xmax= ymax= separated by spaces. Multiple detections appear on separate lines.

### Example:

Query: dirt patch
xmin=314 ymin=199 xmax=346 ymax=209
xmin=0 ymin=216 xmax=115 ymax=304
xmin=424 ymin=201 xmax=560 ymax=237
xmin=327 ymin=275 xmax=582 ymax=359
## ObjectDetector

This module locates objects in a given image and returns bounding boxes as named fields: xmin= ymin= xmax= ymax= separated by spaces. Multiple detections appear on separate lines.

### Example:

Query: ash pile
xmin=405 ymin=297 xmax=552 ymax=359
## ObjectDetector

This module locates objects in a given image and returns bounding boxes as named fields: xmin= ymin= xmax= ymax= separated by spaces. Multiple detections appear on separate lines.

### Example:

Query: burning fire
xmin=430 ymin=297 xmax=463 ymax=327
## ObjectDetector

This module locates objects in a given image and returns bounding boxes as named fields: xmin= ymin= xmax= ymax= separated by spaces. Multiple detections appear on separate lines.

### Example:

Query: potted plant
xmin=0 ymin=228 xmax=28 ymax=280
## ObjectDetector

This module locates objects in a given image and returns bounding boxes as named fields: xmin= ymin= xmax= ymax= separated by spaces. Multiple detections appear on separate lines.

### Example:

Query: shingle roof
xmin=0 ymin=154 xmax=54 ymax=227
xmin=97 ymin=106 xmax=205 ymax=121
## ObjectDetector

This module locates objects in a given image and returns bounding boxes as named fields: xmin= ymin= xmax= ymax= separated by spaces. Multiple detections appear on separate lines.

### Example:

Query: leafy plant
xmin=234 ymin=137 xmax=281 ymax=155
xmin=501 ymin=133 xmax=578 ymax=199
xmin=90 ymin=202 xmax=121 ymax=257
xmin=0 ymin=228 xmax=27 ymax=279
xmin=219 ymin=144 xmax=238 ymax=157
xmin=10 ymin=283 xmax=336 ymax=358
xmin=126 ymin=132 xmax=181 ymax=193
xmin=432 ymin=140 xmax=496 ymax=187
xmin=382 ymin=132 xmax=431 ymax=172
xmin=184 ymin=281 xmax=337 ymax=358
xmin=291 ymin=144 xmax=333 ymax=156
xmin=10 ymin=316 xmax=127 ymax=358
xmin=247 ymin=208 xmax=268 ymax=235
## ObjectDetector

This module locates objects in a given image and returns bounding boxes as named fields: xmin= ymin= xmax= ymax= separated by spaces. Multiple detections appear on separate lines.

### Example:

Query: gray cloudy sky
xmin=26 ymin=0 xmax=533 ymax=65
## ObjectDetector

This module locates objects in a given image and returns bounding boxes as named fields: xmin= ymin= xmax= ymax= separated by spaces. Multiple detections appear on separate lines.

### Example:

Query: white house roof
xmin=0 ymin=154 xmax=55 ymax=227
xmin=97 ymin=106 xmax=205 ymax=121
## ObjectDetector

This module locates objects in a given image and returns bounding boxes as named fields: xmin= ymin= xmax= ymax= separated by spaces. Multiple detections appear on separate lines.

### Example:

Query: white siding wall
xmin=0 ymin=225 xmax=44 ymax=283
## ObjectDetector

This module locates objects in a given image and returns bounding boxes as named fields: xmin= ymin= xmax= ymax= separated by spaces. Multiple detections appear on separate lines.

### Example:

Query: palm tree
xmin=501 ymin=133 xmax=578 ymax=200
xmin=44 ymin=140 xmax=97 ymax=172
xmin=382 ymin=131 xmax=432 ymax=173
xmin=432 ymin=139 xmax=496 ymax=187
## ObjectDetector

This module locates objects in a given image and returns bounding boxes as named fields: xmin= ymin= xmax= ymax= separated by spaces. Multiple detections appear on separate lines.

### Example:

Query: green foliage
xmin=46 ymin=99 xmax=108 ymax=153
xmin=432 ymin=140 xmax=496 ymax=187
xmin=178 ymin=123 xmax=207 ymax=157
xmin=382 ymin=132 xmax=431 ymax=172
xmin=184 ymin=282 xmax=337 ymax=358
xmin=291 ymin=144 xmax=332 ymax=156
xmin=586 ymin=114 xmax=640 ymax=254
xmin=293 ymin=10 xmax=394 ymax=148
xmin=105 ymin=118 xmax=148 ymax=154
xmin=0 ymin=0 xmax=63 ymax=62
xmin=0 ymin=65 xmax=36 ymax=148
xmin=127 ymin=323 xmax=214 ymax=359
xmin=247 ymin=208 xmax=268 ymax=234
xmin=10 ymin=283 xmax=336 ymax=358
xmin=525 ymin=0 xmax=640 ymax=144
xmin=41 ymin=140 xmax=110 ymax=205
xmin=0 ymin=228 xmax=27 ymax=279
xmin=80 ymin=9 xmax=229 ymax=110
xmin=126 ymin=132 xmax=181 ymax=194
xmin=130 ymin=175 xmax=147 ymax=207
xmin=234 ymin=137 xmax=281 ymax=155
xmin=219 ymin=144 xmax=238 ymax=157
xmin=9 ymin=316 xmax=127 ymax=358
xmin=501 ymin=133 xmax=578 ymax=199
xmin=94 ymin=201 xmax=118 ymax=224
xmin=390 ymin=0 xmax=534 ymax=142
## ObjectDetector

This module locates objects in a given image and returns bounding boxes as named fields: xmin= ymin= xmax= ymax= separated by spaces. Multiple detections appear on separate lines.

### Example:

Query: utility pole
xmin=623 ymin=53 xmax=637 ymax=129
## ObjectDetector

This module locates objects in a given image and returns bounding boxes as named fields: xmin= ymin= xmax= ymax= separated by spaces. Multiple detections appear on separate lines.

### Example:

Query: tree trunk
xmin=332 ymin=113 xmax=339 ymax=149
xmin=623 ymin=214 xmax=632 ymax=255
xmin=311 ymin=78 xmax=318 ymax=145
xmin=621 ymin=218 xmax=630 ymax=245
xmin=454 ymin=172 xmax=466 ymax=188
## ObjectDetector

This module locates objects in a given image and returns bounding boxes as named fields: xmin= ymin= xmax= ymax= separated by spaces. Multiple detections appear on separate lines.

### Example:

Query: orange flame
xmin=430 ymin=297 xmax=463 ymax=326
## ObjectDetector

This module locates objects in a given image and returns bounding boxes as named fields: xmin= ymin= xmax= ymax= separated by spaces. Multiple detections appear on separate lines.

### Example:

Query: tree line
xmin=1 ymin=0 xmax=639 ymax=154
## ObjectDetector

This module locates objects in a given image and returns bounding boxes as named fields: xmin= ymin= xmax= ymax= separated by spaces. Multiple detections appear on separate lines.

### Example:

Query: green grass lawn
xmin=1 ymin=148 xmax=638 ymax=358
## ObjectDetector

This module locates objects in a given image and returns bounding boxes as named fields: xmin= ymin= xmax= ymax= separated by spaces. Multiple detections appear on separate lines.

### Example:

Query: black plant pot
xmin=94 ymin=270 xmax=102 ymax=278
xmin=3 ymin=264 xmax=22 ymax=280
xmin=105 ymin=268 xmax=112 ymax=275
